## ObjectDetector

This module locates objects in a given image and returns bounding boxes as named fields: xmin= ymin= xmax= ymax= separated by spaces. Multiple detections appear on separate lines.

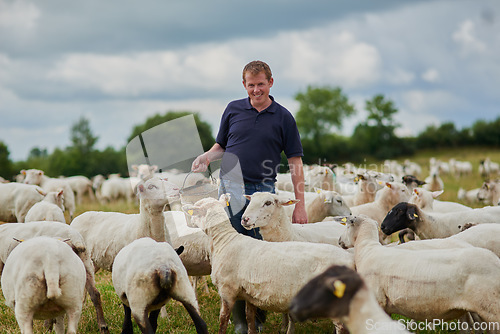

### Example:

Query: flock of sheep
xmin=0 ymin=156 xmax=499 ymax=334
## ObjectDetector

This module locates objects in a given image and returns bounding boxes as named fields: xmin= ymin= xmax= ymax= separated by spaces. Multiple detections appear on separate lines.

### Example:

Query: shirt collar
xmin=245 ymin=95 xmax=276 ymax=113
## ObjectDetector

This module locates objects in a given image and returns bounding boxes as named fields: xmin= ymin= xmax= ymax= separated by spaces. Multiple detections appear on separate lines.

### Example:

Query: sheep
xmin=422 ymin=165 xmax=444 ymax=192
xmin=448 ymin=158 xmax=473 ymax=177
xmin=1 ymin=236 xmax=87 ymax=334
xmin=0 ymin=221 xmax=110 ymax=333
xmin=402 ymin=159 xmax=422 ymax=177
xmin=25 ymin=189 xmax=66 ymax=223
xmin=65 ymin=175 xmax=96 ymax=204
xmin=70 ymin=176 xmax=180 ymax=272
xmin=22 ymin=169 xmax=76 ymax=220
xmin=112 ymin=237 xmax=208 ymax=334
xmin=351 ymin=182 xmax=410 ymax=224
xmin=479 ymin=157 xmax=500 ymax=178
xmin=381 ymin=202 xmax=500 ymax=239
xmin=97 ymin=176 xmax=136 ymax=203
xmin=408 ymin=187 xmax=472 ymax=213
xmin=477 ymin=179 xmax=500 ymax=206
xmin=338 ymin=214 xmax=500 ymax=323
xmin=185 ymin=195 xmax=354 ymax=334
xmin=241 ymin=192 xmax=348 ymax=247
xmin=289 ymin=265 xmax=410 ymax=334
xmin=343 ymin=173 xmax=382 ymax=207
xmin=0 ymin=182 xmax=45 ymax=222
xmin=277 ymin=188 xmax=351 ymax=223
xmin=457 ymin=187 xmax=483 ymax=204
xmin=401 ymin=175 xmax=426 ymax=193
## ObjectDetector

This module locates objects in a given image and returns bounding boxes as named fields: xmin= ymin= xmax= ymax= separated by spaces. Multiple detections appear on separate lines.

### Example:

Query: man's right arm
xmin=191 ymin=143 xmax=225 ymax=172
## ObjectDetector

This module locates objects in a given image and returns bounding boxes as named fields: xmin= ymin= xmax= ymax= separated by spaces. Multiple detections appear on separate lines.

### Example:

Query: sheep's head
xmin=183 ymin=194 xmax=231 ymax=231
xmin=136 ymin=176 xmax=180 ymax=209
xmin=22 ymin=169 xmax=44 ymax=185
xmin=241 ymin=192 xmax=298 ymax=230
xmin=316 ymin=189 xmax=351 ymax=217
xmin=381 ymin=202 xmax=419 ymax=235
xmin=289 ymin=265 xmax=364 ymax=322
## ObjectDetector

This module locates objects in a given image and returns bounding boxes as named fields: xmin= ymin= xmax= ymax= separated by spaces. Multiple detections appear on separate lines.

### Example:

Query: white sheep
xmin=25 ymin=189 xmax=66 ymax=223
xmin=289 ymin=265 xmax=410 ymax=334
xmin=477 ymin=179 xmax=500 ymax=206
xmin=70 ymin=176 xmax=180 ymax=272
xmin=343 ymin=173 xmax=382 ymax=207
xmin=65 ymin=175 xmax=96 ymax=204
xmin=241 ymin=192 xmax=347 ymax=247
xmin=338 ymin=215 xmax=500 ymax=323
xmin=351 ymin=182 xmax=411 ymax=225
xmin=112 ymin=237 xmax=208 ymax=333
xmin=408 ymin=188 xmax=472 ymax=213
xmin=457 ymin=187 xmax=483 ymax=204
xmin=448 ymin=158 xmax=473 ymax=177
xmin=186 ymin=195 xmax=354 ymax=334
xmin=22 ymin=169 xmax=76 ymax=220
xmin=1 ymin=236 xmax=87 ymax=334
xmin=0 ymin=221 xmax=110 ymax=333
xmin=381 ymin=202 xmax=500 ymax=239
xmin=97 ymin=176 xmax=136 ymax=203
xmin=0 ymin=182 xmax=45 ymax=222
xmin=304 ymin=165 xmax=335 ymax=191
xmin=479 ymin=157 xmax=500 ymax=178
xmin=277 ymin=188 xmax=351 ymax=223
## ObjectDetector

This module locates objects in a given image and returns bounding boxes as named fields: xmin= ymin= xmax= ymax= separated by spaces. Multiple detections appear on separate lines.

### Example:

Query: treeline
xmin=1 ymin=86 xmax=499 ymax=180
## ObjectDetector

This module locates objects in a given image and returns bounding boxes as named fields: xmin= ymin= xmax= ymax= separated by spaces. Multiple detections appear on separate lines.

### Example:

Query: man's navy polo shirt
xmin=216 ymin=96 xmax=303 ymax=183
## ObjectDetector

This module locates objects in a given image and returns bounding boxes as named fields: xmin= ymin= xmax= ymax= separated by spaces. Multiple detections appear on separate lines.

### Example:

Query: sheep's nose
xmin=241 ymin=217 xmax=249 ymax=224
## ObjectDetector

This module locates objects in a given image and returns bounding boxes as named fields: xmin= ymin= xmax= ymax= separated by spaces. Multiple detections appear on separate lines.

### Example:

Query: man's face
xmin=243 ymin=71 xmax=273 ymax=109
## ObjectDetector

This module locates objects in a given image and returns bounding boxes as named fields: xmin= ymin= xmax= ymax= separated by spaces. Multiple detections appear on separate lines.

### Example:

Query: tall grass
xmin=0 ymin=147 xmax=498 ymax=333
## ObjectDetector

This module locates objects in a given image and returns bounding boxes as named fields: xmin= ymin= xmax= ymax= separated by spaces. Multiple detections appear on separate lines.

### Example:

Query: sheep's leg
xmin=280 ymin=313 xmax=289 ymax=333
xmin=219 ymin=299 xmax=234 ymax=334
xmin=85 ymin=269 xmax=109 ymax=333
xmin=245 ymin=302 xmax=257 ymax=334
xmin=14 ymin=306 xmax=34 ymax=334
xmin=285 ymin=314 xmax=295 ymax=334
xmin=181 ymin=301 xmax=209 ymax=334
xmin=148 ymin=309 xmax=161 ymax=333
xmin=66 ymin=307 xmax=83 ymax=334
xmin=121 ymin=304 xmax=134 ymax=334
xmin=53 ymin=315 xmax=65 ymax=334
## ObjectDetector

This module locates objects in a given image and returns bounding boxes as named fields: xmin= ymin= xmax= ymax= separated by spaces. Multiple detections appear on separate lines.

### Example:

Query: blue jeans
xmin=219 ymin=179 xmax=275 ymax=239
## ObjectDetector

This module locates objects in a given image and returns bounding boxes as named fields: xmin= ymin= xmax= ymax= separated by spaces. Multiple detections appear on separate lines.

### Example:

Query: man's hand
xmin=292 ymin=202 xmax=308 ymax=224
xmin=191 ymin=153 xmax=209 ymax=173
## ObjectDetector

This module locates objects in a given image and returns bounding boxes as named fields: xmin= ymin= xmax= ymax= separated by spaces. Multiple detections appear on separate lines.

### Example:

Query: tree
xmin=294 ymin=86 xmax=356 ymax=162
xmin=128 ymin=111 xmax=215 ymax=151
xmin=71 ymin=116 xmax=98 ymax=155
xmin=0 ymin=141 xmax=14 ymax=180
xmin=351 ymin=94 xmax=403 ymax=159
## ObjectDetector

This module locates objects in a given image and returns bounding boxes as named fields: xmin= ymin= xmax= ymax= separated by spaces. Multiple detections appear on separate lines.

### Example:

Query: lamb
xmin=338 ymin=214 xmax=500 ymax=323
xmin=112 ymin=237 xmax=208 ymax=334
xmin=70 ymin=176 xmax=180 ymax=272
xmin=65 ymin=175 xmax=96 ymax=204
xmin=0 ymin=182 xmax=45 ymax=222
xmin=477 ymin=179 xmax=500 ymax=206
xmin=186 ymin=195 xmax=354 ymax=334
xmin=22 ymin=168 xmax=76 ymax=220
xmin=289 ymin=265 xmax=410 ymax=334
xmin=25 ymin=189 xmax=66 ymax=223
xmin=408 ymin=188 xmax=472 ymax=213
xmin=241 ymin=192 xmax=347 ymax=247
xmin=381 ymin=202 xmax=500 ymax=239
xmin=1 ymin=236 xmax=87 ymax=334
xmin=0 ymin=221 xmax=110 ymax=333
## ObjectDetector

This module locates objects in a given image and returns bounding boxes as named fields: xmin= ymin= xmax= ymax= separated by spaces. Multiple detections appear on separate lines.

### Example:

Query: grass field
xmin=0 ymin=146 xmax=498 ymax=333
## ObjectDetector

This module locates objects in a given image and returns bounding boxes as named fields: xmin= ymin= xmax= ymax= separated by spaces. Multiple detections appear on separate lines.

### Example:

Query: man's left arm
xmin=288 ymin=156 xmax=308 ymax=224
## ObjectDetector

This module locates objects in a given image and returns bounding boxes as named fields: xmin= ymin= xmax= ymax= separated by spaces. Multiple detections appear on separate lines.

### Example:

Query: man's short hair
xmin=242 ymin=60 xmax=272 ymax=82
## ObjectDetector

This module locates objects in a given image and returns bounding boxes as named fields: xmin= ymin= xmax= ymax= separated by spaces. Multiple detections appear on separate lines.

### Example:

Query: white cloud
xmin=0 ymin=0 xmax=39 ymax=30
xmin=452 ymin=19 xmax=486 ymax=54
xmin=421 ymin=68 xmax=439 ymax=83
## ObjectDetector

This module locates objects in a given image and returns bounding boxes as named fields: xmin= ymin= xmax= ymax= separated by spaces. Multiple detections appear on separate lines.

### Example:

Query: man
xmin=191 ymin=60 xmax=307 ymax=333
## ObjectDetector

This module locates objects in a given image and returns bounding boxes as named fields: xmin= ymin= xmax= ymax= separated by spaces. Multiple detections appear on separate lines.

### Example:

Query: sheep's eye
xmin=148 ymin=185 xmax=157 ymax=190
xmin=264 ymin=201 xmax=272 ymax=206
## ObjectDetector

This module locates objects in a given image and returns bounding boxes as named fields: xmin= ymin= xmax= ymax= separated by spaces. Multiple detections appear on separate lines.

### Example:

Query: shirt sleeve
xmin=215 ymin=106 xmax=230 ymax=149
xmin=283 ymin=112 xmax=304 ymax=158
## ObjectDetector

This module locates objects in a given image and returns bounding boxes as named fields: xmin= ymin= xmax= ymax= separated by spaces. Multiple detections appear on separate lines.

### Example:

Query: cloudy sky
xmin=0 ymin=0 xmax=498 ymax=161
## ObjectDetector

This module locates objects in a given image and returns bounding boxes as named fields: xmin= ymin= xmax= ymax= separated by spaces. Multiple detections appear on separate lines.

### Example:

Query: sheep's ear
xmin=57 ymin=189 xmax=64 ymax=197
xmin=132 ymin=165 xmax=138 ymax=170
xmin=279 ymin=198 xmax=299 ymax=206
xmin=151 ymin=165 xmax=158 ymax=172
xmin=407 ymin=206 xmax=418 ymax=221
xmin=38 ymin=171 xmax=44 ymax=176
xmin=339 ymin=217 xmax=348 ymax=225
xmin=243 ymin=194 xmax=252 ymax=201
xmin=431 ymin=190 xmax=443 ymax=198
xmin=314 ymin=187 xmax=323 ymax=194
xmin=137 ymin=184 xmax=145 ymax=193
xmin=13 ymin=238 xmax=24 ymax=243
xmin=21 ymin=169 xmax=26 ymax=175
xmin=413 ymin=188 xmax=420 ymax=196
xmin=220 ymin=193 xmax=231 ymax=206
xmin=36 ymin=188 xmax=46 ymax=196
xmin=385 ymin=182 xmax=392 ymax=189
xmin=175 ymin=245 xmax=184 ymax=256
xmin=325 ymin=277 xmax=346 ymax=298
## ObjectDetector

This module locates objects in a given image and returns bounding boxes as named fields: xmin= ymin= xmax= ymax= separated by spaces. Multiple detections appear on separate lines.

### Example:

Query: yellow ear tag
xmin=226 ymin=201 xmax=230 ymax=207
xmin=413 ymin=213 xmax=418 ymax=218
xmin=316 ymin=189 xmax=321 ymax=194
xmin=340 ymin=217 xmax=347 ymax=225
xmin=187 ymin=210 xmax=194 ymax=216
xmin=333 ymin=280 xmax=346 ymax=298
xmin=287 ymin=200 xmax=294 ymax=205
